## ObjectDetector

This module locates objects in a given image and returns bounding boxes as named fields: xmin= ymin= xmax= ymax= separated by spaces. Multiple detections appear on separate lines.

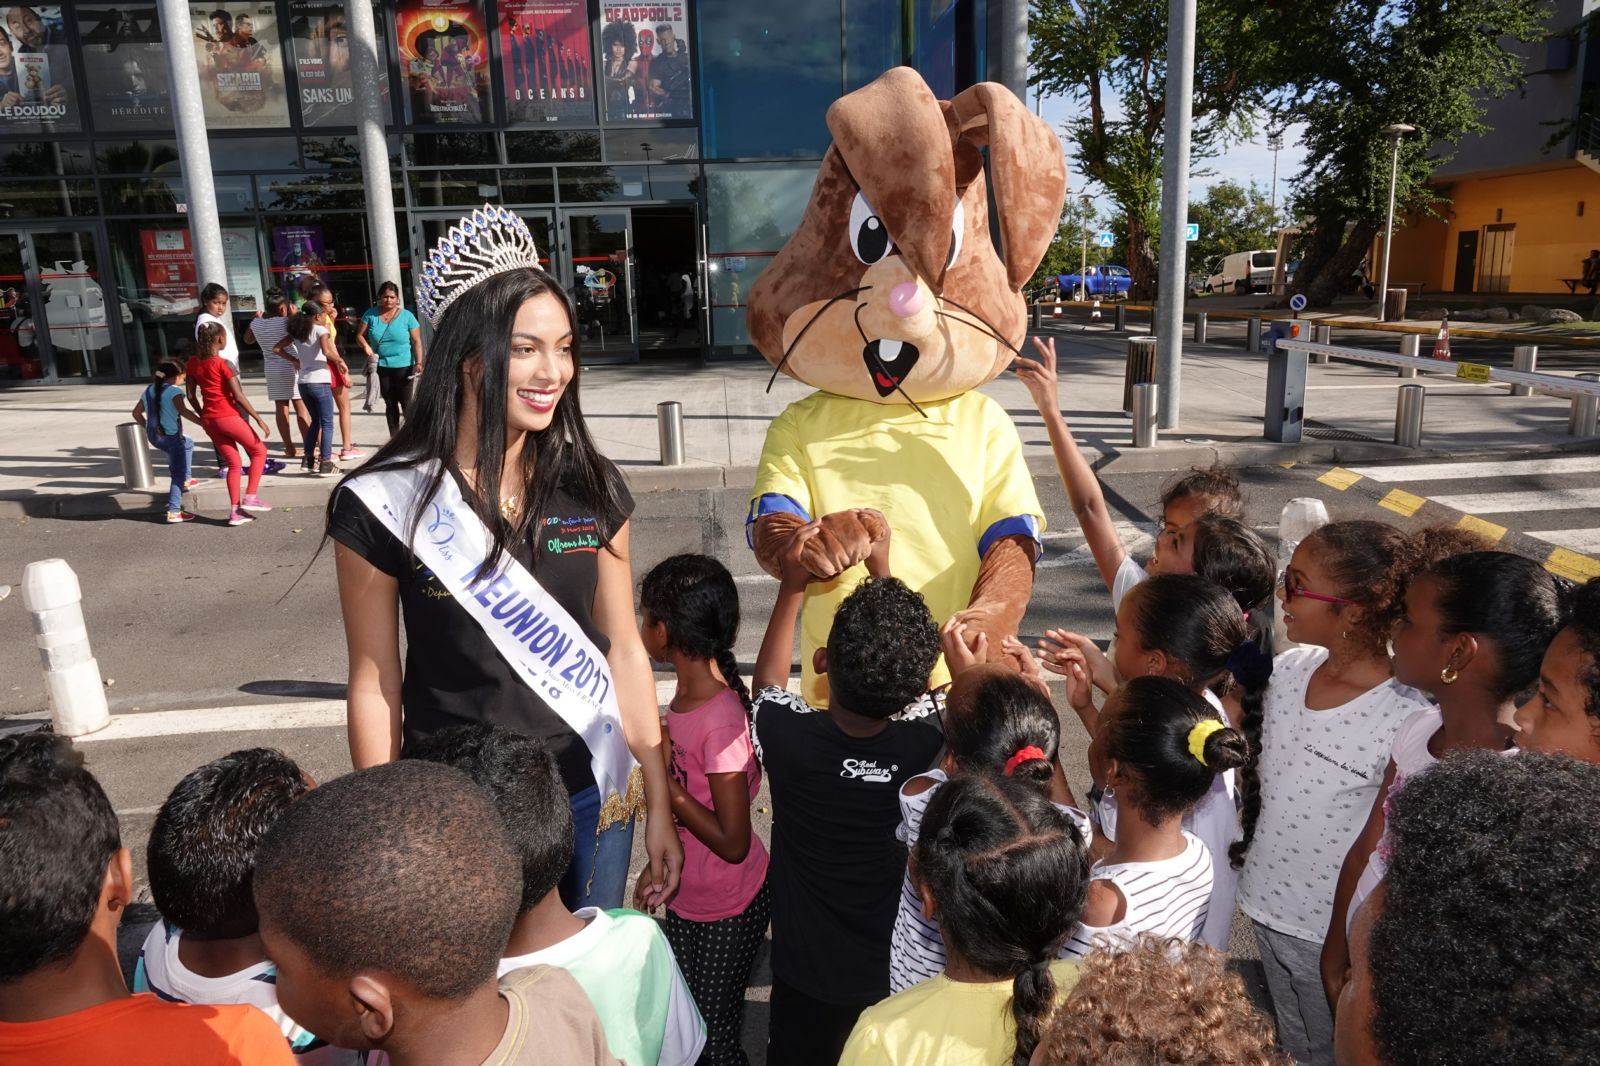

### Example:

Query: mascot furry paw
xmin=745 ymin=67 xmax=1068 ymax=706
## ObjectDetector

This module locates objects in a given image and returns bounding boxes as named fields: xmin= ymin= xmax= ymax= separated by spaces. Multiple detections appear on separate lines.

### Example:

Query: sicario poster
xmin=500 ymin=0 xmax=593 ymax=126
xmin=600 ymin=3 xmax=692 ymax=122
xmin=189 ymin=3 xmax=290 ymax=128
xmin=396 ymin=0 xmax=489 ymax=125
xmin=0 ymin=5 xmax=80 ymax=132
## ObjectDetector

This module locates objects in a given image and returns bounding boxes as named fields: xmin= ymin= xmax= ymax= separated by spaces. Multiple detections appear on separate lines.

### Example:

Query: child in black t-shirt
xmin=751 ymin=519 xmax=945 ymax=1066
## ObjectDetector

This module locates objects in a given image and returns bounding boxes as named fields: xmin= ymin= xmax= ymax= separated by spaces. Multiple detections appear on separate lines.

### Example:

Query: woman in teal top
xmin=357 ymin=281 xmax=423 ymax=434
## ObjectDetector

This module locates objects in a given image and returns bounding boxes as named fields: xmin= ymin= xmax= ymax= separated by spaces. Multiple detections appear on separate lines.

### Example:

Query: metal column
xmin=1153 ymin=0 xmax=1197 ymax=429
xmin=1510 ymin=346 xmax=1537 ymax=397
xmin=1398 ymin=334 xmax=1420 ymax=378
xmin=1395 ymin=384 xmax=1425 ymax=447
xmin=156 ymin=0 xmax=224 ymax=287
xmin=988 ymin=0 xmax=1028 ymax=98
xmin=348 ymin=1 xmax=402 ymax=292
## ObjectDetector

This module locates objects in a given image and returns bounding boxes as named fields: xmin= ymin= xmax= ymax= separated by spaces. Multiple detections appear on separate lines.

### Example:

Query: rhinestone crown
xmin=415 ymin=204 xmax=543 ymax=324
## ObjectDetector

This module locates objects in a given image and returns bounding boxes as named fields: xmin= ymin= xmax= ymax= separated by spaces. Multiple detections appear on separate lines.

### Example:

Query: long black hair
xmin=1098 ymin=675 xmax=1250 ymax=824
xmin=639 ymin=554 xmax=749 ymax=712
xmin=1427 ymin=551 xmax=1563 ymax=702
xmin=912 ymin=774 xmax=1089 ymax=1066
xmin=329 ymin=268 xmax=628 ymax=579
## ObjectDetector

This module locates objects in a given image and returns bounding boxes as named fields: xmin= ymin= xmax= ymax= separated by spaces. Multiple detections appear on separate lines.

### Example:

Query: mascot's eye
xmin=849 ymin=191 xmax=894 ymax=265
xmin=946 ymin=198 xmax=965 ymax=268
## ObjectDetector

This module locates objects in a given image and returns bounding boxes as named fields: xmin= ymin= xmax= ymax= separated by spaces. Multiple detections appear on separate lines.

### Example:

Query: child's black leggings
xmin=664 ymin=881 xmax=770 ymax=1066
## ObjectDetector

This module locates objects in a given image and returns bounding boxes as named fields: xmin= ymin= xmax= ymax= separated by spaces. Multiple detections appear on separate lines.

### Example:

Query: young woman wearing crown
xmin=326 ymin=205 xmax=681 ymax=910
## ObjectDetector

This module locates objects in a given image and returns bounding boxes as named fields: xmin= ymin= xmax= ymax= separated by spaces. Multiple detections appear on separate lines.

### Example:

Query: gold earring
xmin=1440 ymin=664 xmax=1459 ymax=685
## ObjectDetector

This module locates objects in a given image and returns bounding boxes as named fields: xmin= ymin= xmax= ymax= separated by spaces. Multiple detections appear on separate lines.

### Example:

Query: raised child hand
xmin=1038 ymin=628 xmax=1115 ymax=694
xmin=940 ymin=613 xmax=988 ymax=679
xmin=1011 ymin=336 xmax=1061 ymax=416
xmin=1001 ymin=636 xmax=1053 ymax=701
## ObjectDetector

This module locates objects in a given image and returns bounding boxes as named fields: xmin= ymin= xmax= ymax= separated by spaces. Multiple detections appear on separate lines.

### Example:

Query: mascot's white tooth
xmin=878 ymin=339 xmax=904 ymax=364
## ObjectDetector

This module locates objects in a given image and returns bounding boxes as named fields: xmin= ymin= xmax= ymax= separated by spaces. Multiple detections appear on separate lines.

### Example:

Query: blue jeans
xmin=559 ymin=785 xmax=637 ymax=910
xmin=147 ymin=429 xmax=192 ymax=513
xmin=301 ymin=381 xmax=335 ymax=462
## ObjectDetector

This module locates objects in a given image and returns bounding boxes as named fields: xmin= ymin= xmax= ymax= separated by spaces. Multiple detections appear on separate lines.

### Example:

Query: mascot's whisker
xmin=935 ymin=297 xmax=1024 ymax=360
xmin=854 ymin=301 xmax=927 ymax=418
xmin=766 ymin=286 xmax=871 ymax=393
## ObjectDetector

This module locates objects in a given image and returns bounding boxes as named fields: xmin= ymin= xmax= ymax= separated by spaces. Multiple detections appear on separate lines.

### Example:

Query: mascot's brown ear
xmin=826 ymin=66 xmax=956 ymax=287
xmin=950 ymin=82 xmax=1068 ymax=291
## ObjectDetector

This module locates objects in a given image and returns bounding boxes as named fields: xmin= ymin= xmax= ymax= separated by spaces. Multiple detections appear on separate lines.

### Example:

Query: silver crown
xmin=415 ymin=204 xmax=543 ymax=324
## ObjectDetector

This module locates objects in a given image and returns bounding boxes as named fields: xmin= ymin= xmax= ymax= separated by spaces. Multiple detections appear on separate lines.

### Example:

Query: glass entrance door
xmin=562 ymin=211 xmax=636 ymax=362
xmin=0 ymin=226 xmax=122 ymax=382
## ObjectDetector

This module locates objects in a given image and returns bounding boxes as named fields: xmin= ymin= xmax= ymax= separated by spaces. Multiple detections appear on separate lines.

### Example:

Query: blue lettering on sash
xmin=509 ymin=604 xmax=548 ymax=641
xmin=540 ymin=631 xmax=573 ymax=667
xmin=472 ymin=574 xmax=513 ymax=608
xmin=490 ymin=594 xmax=528 ymax=620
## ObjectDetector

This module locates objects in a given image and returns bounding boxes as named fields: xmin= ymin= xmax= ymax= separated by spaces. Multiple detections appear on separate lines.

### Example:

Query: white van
xmin=1205 ymin=250 xmax=1276 ymax=294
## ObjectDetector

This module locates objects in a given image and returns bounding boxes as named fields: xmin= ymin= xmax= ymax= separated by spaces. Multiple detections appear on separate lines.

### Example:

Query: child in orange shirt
xmin=0 ymin=733 xmax=292 ymax=1066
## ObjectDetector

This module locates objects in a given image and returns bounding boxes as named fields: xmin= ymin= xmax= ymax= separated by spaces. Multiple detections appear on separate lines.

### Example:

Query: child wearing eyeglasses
xmin=1230 ymin=520 xmax=1438 ymax=1066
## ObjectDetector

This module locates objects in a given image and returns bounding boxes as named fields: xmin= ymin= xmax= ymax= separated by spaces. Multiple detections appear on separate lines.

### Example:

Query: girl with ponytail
xmin=636 ymin=553 xmax=768 ymax=1065
xmin=840 ymin=774 xmax=1089 ymax=1066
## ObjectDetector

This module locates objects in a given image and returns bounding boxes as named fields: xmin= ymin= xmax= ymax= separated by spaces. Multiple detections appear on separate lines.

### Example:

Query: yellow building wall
xmin=1387 ymin=163 xmax=1600 ymax=295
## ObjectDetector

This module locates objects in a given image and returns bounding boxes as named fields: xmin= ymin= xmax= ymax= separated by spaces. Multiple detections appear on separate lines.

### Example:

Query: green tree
xmin=1029 ymin=0 xmax=1281 ymax=299
xmin=1278 ymin=0 xmax=1546 ymax=305
xmin=1187 ymin=180 xmax=1280 ymax=285
xmin=1026 ymin=195 xmax=1105 ymax=295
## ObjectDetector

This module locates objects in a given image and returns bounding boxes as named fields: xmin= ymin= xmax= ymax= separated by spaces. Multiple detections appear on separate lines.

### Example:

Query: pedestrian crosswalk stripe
xmin=1349 ymin=456 xmax=1600 ymax=483
xmin=1458 ymin=515 xmax=1508 ymax=543
xmin=1527 ymin=528 xmax=1600 ymax=555
xmin=1317 ymin=467 xmax=1363 ymax=491
xmin=1428 ymin=487 xmax=1600 ymax=514
xmin=1544 ymin=547 xmax=1600 ymax=583
xmin=1379 ymin=489 xmax=1426 ymax=517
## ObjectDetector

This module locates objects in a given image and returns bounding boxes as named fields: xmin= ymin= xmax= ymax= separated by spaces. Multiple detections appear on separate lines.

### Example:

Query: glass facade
xmin=0 ymin=0 xmax=994 ymax=383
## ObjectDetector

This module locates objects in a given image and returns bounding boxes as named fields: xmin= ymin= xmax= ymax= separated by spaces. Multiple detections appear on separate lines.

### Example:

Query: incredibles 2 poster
xmin=600 ymin=3 xmax=692 ymax=122
xmin=500 ymin=0 xmax=592 ymax=126
xmin=396 ymin=0 xmax=488 ymax=125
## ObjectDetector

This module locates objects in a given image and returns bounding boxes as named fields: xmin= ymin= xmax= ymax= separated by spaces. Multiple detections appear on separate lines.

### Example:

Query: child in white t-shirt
xmin=404 ymin=725 xmax=705 ymax=1066
xmin=136 ymin=748 xmax=358 ymax=1065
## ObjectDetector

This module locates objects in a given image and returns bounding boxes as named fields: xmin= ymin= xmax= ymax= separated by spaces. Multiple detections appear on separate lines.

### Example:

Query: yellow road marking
xmin=1544 ymin=548 xmax=1600 ymax=583
xmin=1378 ymin=489 xmax=1426 ymax=517
xmin=1457 ymin=515 xmax=1507 ymax=543
xmin=1317 ymin=468 xmax=1363 ymax=491
xmin=1279 ymin=461 xmax=1297 ymax=469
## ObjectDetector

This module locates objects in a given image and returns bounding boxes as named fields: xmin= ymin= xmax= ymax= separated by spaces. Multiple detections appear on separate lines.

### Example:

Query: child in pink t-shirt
xmin=637 ymin=554 xmax=770 ymax=1064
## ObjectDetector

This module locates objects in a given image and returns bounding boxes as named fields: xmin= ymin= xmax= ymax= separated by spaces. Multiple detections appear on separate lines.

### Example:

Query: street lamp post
xmin=1377 ymin=123 xmax=1416 ymax=322
xmin=1267 ymin=131 xmax=1283 ymax=222
xmin=1078 ymin=194 xmax=1091 ymax=301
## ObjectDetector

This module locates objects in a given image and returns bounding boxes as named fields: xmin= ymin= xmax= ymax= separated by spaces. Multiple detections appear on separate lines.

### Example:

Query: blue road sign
xmin=1185 ymin=223 xmax=1199 ymax=241
xmin=1289 ymin=294 xmax=1308 ymax=312
xmin=1096 ymin=231 xmax=1115 ymax=248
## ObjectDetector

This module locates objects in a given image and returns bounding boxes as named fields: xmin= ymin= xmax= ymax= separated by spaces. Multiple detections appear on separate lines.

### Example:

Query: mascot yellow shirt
xmin=749 ymin=389 xmax=1045 ymax=707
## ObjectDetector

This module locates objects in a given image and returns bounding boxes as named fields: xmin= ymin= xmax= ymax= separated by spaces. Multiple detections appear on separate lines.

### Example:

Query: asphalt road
xmin=7 ymin=452 xmax=1598 ymax=1060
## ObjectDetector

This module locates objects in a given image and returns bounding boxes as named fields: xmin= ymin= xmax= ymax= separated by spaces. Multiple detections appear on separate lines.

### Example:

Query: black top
xmin=750 ymin=686 xmax=944 ymax=1005
xmin=328 ymin=464 xmax=634 ymax=795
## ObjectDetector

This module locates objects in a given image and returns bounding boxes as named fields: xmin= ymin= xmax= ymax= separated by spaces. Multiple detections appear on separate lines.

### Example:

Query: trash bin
xmin=115 ymin=422 xmax=155 ymax=490
xmin=1383 ymin=287 xmax=1408 ymax=322
xmin=1123 ymin=337 xmax=1158 ymax=413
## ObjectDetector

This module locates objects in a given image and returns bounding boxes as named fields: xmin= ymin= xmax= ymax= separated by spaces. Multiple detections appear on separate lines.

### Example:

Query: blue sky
xmin=1037 ymin=93 xmax=1311 ymax=220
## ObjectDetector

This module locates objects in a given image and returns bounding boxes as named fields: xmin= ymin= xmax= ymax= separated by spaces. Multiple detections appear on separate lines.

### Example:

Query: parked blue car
xmin=1055 ymin=265 xmax=1132 ymax=300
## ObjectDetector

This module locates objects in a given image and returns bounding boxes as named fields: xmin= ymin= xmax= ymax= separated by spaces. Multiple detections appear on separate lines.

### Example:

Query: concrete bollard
xmin=1571 ymin=373 xmax=1600 ymax=437
xmin=1131 ymin=383 xmax=1158 ymax=448
xmin=1398 ymin=334 xmax=1420 ymax=378
xmin=1193 ymin=311 xmax=1208 ymax=343
xmin=115 ymin=422 xmax=155 ymax=490
xmin=1395 ymin=384 xmax=1426 ymax=448
xmin=656 ymin=401 xmax=685 ymax=466
xmin=20 ymin=559 xmax=110 ymax=737
xmin=1246 ymin=316 xmax=1262 ymax=353
xmin=1510 ymin=345 xmax=1537 ymax=397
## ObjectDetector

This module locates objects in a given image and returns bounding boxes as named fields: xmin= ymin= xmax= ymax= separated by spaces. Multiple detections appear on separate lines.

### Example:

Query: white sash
xmin=344 ymin=460 xmax=637 ymax=808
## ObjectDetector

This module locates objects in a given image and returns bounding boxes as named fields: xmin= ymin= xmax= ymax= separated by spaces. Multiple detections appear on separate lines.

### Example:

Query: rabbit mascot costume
xmin=746 ymin=67 xmax=1068 ymax=706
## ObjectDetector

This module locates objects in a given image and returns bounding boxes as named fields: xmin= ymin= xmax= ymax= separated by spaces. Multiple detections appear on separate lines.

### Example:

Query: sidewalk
xmin=4 ymin=324 xmax=1598 ymax=517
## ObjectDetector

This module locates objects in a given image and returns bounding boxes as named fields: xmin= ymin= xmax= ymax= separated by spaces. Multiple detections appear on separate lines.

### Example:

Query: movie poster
xmin=501 ymin=1 xmax=593 ymax=126
xmin=289 ymin=0 xmax=390 ymax=127
xmin=0 ymin=5 xmax=79 ymax=133
xmin=396 ymin=0 xmax=489 ymax=125
xmin=271 ymin=224 xmax=328 ymax=296
xmin=78 ymin=6 xmax=169 ymax=131
xmin=140 ymin=229 xmax=197 ymax=313
xmin=599 ymin=3 xmax=692 ymax=122
xmin=190 ymin=3 xmax=290 ymax=127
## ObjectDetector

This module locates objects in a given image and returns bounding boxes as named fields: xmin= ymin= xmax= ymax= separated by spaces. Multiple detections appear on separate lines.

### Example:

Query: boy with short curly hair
xmin=753 ymin=562 xmax=945 ymax=1066
xmin=0 ymin=734 xmax=292 ymax=1066
xmin=1036 ymin=935 xmax=1289 ymax=1066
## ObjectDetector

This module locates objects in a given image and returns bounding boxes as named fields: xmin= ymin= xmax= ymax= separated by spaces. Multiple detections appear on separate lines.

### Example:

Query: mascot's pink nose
xmin=888 ymin=281 xmax=925 ymax=318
